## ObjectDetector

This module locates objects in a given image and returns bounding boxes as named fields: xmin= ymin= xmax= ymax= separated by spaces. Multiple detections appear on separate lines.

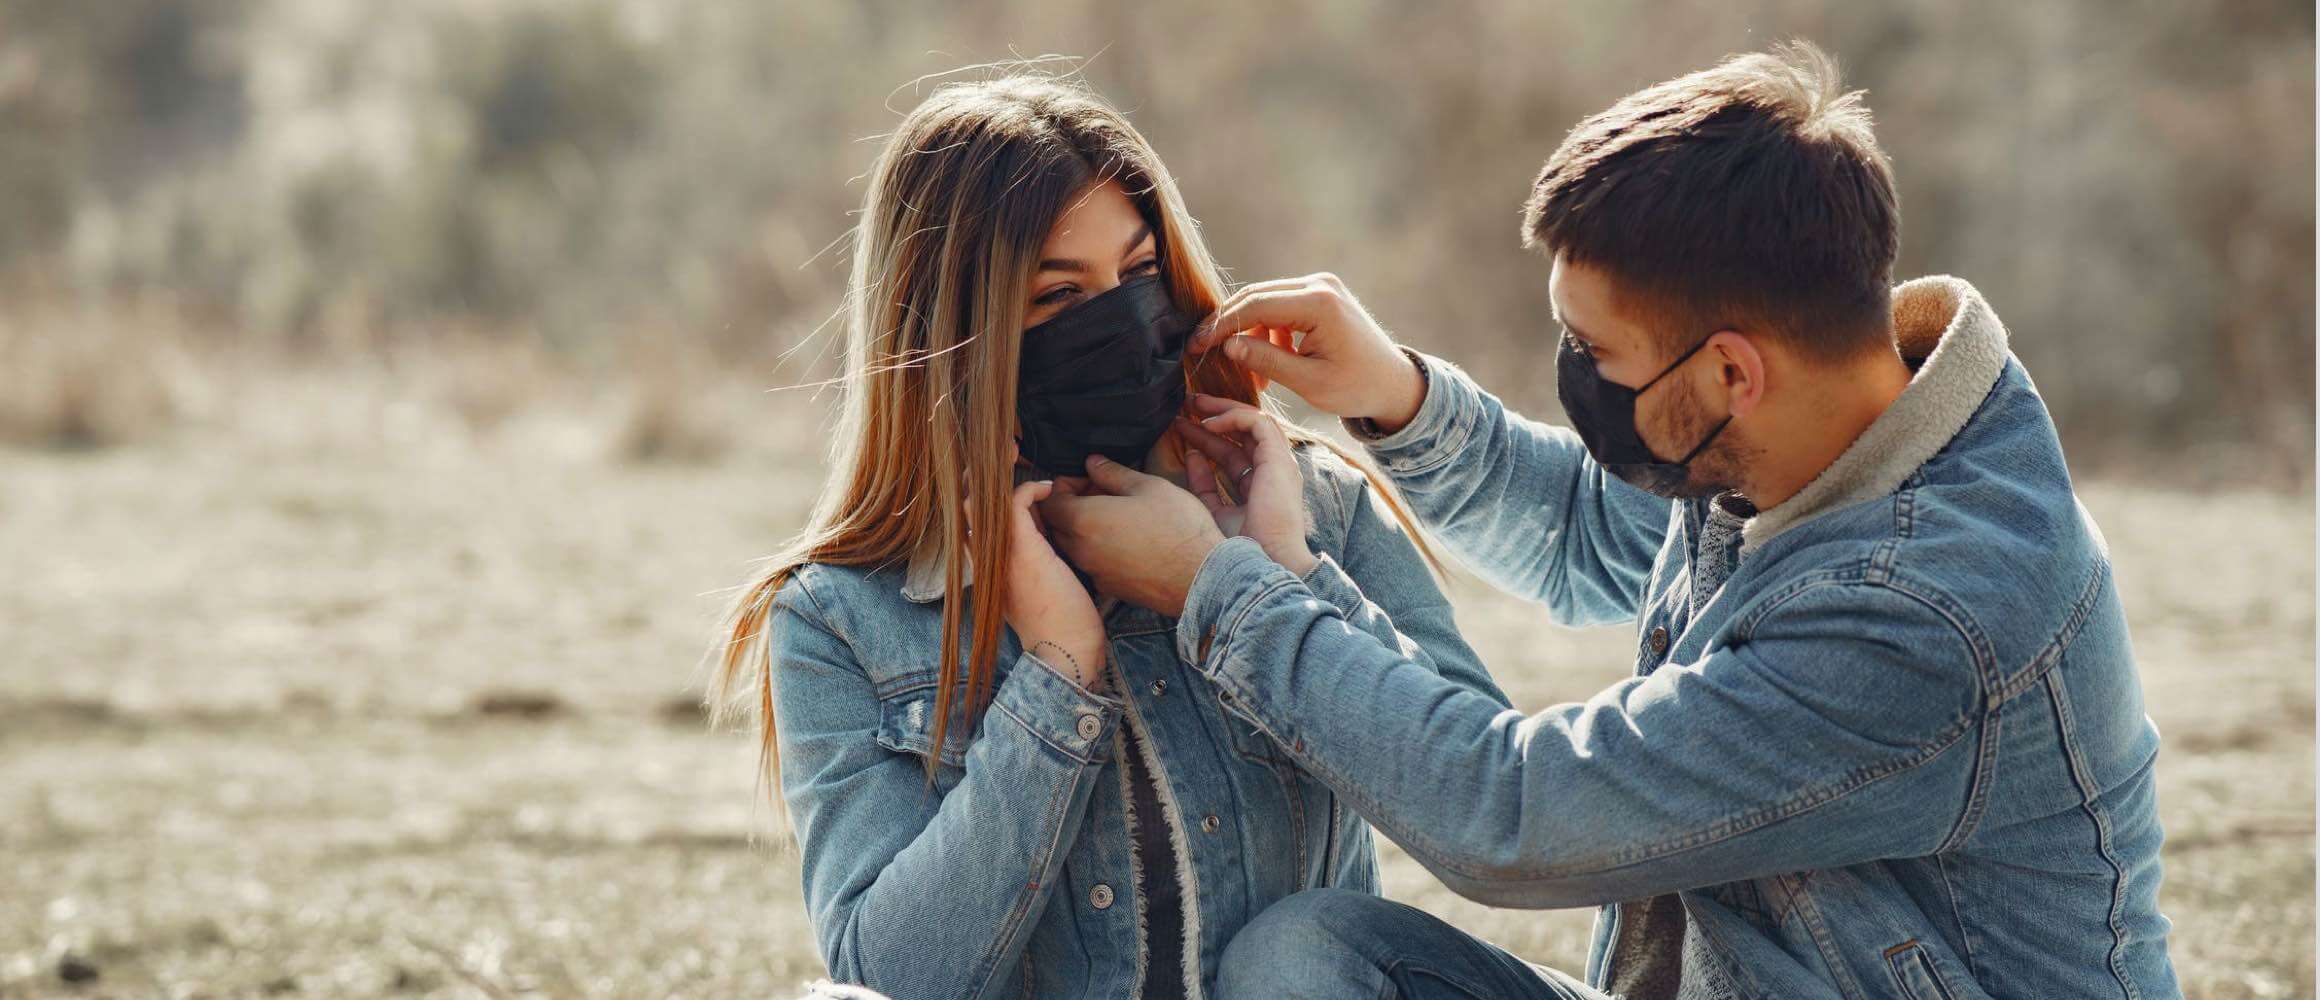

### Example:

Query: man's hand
xmin=1039 ymin=455 xmax=1225 ymax=618
xmin=1176 ymin=397 xmax=1317 ymax=575
xmin=1189 ymin=273 xmax=1427 ymax=432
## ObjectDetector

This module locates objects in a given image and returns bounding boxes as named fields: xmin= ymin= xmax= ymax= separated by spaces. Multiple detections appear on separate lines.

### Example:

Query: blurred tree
xmin=0 ymin=0 xmax=2306 ymax=475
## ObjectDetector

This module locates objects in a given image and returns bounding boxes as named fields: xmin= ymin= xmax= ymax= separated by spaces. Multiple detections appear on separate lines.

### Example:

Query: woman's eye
xmin=1033 ymin=285 xmax=1079 ymax=307
xmin=1126 ymin=257 xmax=1160 ymax=276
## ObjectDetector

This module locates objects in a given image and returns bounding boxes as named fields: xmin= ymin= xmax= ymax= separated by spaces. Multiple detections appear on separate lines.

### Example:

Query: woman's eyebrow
xmin=1117 ymin=224 xmax=1153 ymax=262
xmin=1035 ymin=225 xmax=1153 ymax=274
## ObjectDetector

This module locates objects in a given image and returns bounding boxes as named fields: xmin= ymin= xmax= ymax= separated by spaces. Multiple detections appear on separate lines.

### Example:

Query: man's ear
xmin=1707 ymin=330 xmax=1767 ymax=419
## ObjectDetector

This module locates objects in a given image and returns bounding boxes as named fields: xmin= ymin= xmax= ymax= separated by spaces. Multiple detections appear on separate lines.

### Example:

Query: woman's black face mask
xmin=1555 ymin=331 xmax=1731 ymax=497
xmin=1014 ymin=273 xmax=1200 ymax=476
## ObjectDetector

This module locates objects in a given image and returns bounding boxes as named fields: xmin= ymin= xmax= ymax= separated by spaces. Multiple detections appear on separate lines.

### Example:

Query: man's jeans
xmin=1218 ymin=889 xmax=1608 ymax=999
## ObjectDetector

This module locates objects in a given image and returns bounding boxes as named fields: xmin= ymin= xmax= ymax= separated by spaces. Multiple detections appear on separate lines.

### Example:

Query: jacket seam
xmin=1727 ymin=567 xmax=1871 ymax=637
xmin=1788 ymin=877 xmax=1873 ymax=999
xmin=970 ymin=736 xmax=1089 ymax=995
xmin=2043 ymin=670 xmax=2142 ymax=1000
xmin=1940 ymin=665 xmax=2004 ymax=841
xmin=1990 ymin=559 xmax=2112 ymax=705
xmin=1850 ymin=574 xmax=2003 ymax=853
xmin=785 ymin=567 xmax=856 ymax=651
xmin=1871 ymin=574 xmax=2002 ymax=707
xmin=1933 ymin=852 xmax=1985 ymax=983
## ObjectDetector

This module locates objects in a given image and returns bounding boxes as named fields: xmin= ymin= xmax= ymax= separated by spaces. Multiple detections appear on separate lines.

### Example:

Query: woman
xmin=712 ymin=74 xmax=1506 ymax=999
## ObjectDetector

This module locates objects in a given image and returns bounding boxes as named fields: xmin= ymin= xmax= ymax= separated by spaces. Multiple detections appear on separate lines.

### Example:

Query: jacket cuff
xmin=1340 ymin=350 xmax=1482 ymax=477
xmin=991 ymin=648 xmax=1123 ymax=766
xmin=1175 ymin=536 xmax=1303 ymax=668
xmin=1298 ymin=550 xmax=1366 ymax=620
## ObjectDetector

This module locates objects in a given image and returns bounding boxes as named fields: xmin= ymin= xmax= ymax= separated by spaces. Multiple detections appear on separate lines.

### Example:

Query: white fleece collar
xmin=1739 ymin=275 xmax=2011 ymax=553
xmin=900 ymin=546 xmax=964 ymax=603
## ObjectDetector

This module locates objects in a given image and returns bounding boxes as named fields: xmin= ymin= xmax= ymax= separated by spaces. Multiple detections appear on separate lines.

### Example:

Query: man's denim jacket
xmin=1176 ymin=277 xmax=2180 ymax=999
xmin=770 ymin=445 xmax=1507 ymax=999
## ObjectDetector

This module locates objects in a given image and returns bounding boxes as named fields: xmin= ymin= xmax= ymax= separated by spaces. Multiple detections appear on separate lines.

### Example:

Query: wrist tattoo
xmin=1030 ymin=639 xmax=1083 ymax=676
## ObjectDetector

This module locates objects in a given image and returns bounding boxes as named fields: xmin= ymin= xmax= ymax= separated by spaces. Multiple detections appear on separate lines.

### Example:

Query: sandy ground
xmin=2 ymin=393 xmax=2311 ymax=998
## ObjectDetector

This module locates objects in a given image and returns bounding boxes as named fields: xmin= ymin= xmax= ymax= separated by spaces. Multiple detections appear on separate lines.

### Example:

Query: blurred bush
xmin=0 ymin=0 xmax=2308 ymax=476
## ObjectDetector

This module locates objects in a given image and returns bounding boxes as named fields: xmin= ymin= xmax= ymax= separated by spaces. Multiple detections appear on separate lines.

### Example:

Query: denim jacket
xmin=1175 ymin=277 xmax=2179 ymax=998
xmin=769 ymin=445 xmax=1507 ymax=999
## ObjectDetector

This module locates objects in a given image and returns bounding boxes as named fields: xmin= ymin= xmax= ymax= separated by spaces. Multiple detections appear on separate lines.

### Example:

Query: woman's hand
xmin=1001 ymin=479 xmax=1109 ymax=691
xmin=1179 ymin=395 xmax=1318 ymax=575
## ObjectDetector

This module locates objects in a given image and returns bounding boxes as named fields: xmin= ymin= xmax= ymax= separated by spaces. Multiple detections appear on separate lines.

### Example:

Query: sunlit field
xmin=3 ymin=369 xmax=2309 ymax=998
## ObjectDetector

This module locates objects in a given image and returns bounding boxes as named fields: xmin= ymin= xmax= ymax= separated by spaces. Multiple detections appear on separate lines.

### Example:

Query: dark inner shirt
xmin=1120 ymin=718 xmax=1186 ymax=998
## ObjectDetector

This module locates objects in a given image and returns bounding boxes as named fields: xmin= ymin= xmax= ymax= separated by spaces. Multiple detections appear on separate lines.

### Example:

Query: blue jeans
xmin=1217 ymin=888 xmax=1608 ymax=999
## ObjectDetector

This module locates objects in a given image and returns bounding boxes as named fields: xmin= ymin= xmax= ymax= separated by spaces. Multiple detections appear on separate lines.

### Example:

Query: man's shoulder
xmin=1747 ymin=363 xmax=2113 ymax=679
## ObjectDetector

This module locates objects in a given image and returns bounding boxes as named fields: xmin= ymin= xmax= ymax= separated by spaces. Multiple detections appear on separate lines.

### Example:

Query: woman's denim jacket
xmin=1175 ymin=277 xmax=2180 ymax=999
xmin=769 ymin=446 xmax=1508 ymax=999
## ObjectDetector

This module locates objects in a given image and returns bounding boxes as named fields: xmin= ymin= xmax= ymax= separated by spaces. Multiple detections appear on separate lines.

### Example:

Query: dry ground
xmin=1 ymin=373 xmax=2311 ymax=998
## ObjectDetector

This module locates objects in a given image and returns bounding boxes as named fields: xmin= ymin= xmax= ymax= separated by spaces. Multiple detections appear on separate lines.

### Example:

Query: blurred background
xmin=1 ymin=1 xmax=2310 ymax=997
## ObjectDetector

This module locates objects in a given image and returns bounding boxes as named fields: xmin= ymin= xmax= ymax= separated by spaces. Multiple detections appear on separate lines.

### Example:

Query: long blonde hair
xmin=712 ymin=73 xmax=1437 ymax=795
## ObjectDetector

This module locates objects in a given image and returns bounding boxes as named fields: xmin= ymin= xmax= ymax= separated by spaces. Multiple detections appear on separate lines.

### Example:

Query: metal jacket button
xmin=1075 ymin=714 xmax=1102 ymax=741
xmin=1151 ymin=679 xmax=1167 ymax=697
xmin=1648 ymin=626 xmax=1670 ymax=655
xmin=1201 ymin=814 xmax=1221 ymax=834
xmin=1090 ymin=883 xmax=1114 ymax=909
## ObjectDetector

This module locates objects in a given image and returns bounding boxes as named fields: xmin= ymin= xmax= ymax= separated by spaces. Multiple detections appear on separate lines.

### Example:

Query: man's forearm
xmin=1172 ymin=537 xmax=1981 ymax=910
xmin=1346 ymin=351 xmax=1670 ymax=626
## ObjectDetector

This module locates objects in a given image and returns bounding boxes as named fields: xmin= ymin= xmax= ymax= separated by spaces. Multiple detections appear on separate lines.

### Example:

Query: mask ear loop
xmin=1635 ymin=331 xmax=1721 ymax=394
xmin=1670 ymin=416 xmax=1734 ymax=466
xmin=1633 ymin=331 xmax=1733 ymax=468
xmin=1659 ymin=333 xmax=1735 ymax=467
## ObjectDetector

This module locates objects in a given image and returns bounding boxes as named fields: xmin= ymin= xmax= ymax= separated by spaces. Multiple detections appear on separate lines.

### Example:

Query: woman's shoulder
xmin=768 ymin=558 xmax=921 ymax=630
xmin=764 ymin=558 xmax=957 ymax=681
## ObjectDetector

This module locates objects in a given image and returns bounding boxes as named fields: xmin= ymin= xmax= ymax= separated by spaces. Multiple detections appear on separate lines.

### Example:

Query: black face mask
xmin=1014 ymin=273 xmax=1199 ymax=476
xmin=1556 ymin=332 xmax=1732 ymax=497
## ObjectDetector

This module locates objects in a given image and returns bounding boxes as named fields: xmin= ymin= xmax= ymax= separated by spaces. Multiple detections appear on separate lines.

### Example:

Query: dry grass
xmin=0 ymin=367 xmax=2308 ymax=998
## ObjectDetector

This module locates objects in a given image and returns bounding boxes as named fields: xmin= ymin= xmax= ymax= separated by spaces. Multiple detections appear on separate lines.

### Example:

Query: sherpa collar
xmin=1739 ymin=275 xmax=2011 ymax=553
xmin=901 ymin=546 xmax=965 ymax=603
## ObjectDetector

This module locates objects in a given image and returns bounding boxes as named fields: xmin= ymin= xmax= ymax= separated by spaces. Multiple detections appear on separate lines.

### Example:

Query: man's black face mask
xmin=1014 ymin=273 xmax=1199 ymax=476
xmin=1555 ymin=331 xmax=1731 ymax=497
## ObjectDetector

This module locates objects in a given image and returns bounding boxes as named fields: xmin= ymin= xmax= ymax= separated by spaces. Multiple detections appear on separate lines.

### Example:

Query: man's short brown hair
xmin=1523 ymin=41 xmax=1900 ymax=361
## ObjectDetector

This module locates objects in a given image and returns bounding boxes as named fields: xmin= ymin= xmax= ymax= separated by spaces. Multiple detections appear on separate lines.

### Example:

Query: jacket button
xmin=1090 ymin=883 xmax=1114 ymax=909
xmin=1648 ymin=626 xmax=1669 ymax=655
xmin=1074 ymin=714 xmax=1102 ymax=741
xmin=1151 ymin=679 xmax=1167 ymax=697
xmin=1201 ymin=814 xmax=1221 ymax=834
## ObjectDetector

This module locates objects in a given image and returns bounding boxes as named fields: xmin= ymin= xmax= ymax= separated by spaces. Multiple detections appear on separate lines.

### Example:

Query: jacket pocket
xmin=1883 ymin=940 xmax=1961 ymax=1000
xmin=873 ymin=686 xmax=971 ymax=770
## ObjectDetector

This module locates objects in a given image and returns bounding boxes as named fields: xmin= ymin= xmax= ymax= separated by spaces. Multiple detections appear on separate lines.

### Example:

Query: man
xmin=1039 ymin=42 xmax=2179 ymax=999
